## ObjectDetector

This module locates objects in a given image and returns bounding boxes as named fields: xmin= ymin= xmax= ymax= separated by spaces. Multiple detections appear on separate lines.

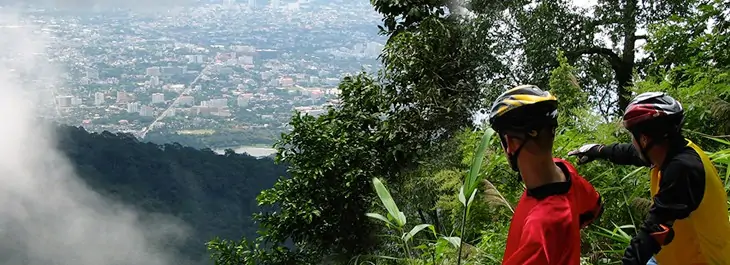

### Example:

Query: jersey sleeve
xmin=598 ymin=143 xmax=651 ymax=167
xmin=553 ymin=159 xmax=604 ymax=228
xmin=573 ymin=175 xmax=604 ymax=229
xmin=503 ymin=202 xmax=572 ymax=265
xmin=622 ymin=151 xmax=705 ymax=264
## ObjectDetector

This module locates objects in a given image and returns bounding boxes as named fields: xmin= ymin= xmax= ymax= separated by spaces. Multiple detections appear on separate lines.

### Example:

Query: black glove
xmin=621 ymin=223 xmax=674 ymax=265
xmin=567 ymin=144 xmax=604 ymax=165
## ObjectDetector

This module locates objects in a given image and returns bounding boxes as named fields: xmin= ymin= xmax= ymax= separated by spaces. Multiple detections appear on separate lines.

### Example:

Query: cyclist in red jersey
xmin=488 ymin=85 xmax=604 ymax=265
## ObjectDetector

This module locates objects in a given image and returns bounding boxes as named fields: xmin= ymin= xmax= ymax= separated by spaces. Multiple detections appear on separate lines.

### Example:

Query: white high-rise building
xmin=150 ymin=76 xmax=160 ymax=86
xmin=151 ymin=93 xmax=165 ymax=104
xmin=117 ymin=91 xmax=130 ymax=103
xmin=71 ymin=97 xmax=82 ymax=106
xmin=140 ymin=105 xmax=154 ymax=117
xmin=271 ymin=0 xmax=279 ymax=8
xmin=55 ymin=96 xmax=73 ymax=107
xmin=178 ymin=95 xmax=195 ymax=106
xmin=209 ymin=98 xmax=228 ymax=108
xmin=127 ymin=102 xmax=140 ymax=113
xmin=94 ymin=92 xmax=105 ymax=105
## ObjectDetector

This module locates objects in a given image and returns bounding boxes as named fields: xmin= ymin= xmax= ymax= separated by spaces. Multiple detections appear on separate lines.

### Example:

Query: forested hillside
xmin=54 ymin=125 xmax=287 ymax=263
xmin=206 ymin=0 xmax=730 ymax=264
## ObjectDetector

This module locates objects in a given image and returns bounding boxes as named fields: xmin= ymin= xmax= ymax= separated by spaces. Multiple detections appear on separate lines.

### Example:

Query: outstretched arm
xmin=622 ymin=153 xmax=705 ymax=264
xmin=598 ymin=143 xmax=650 ymax=167
xmin=569 ymin=143 xmax=649 ymax=167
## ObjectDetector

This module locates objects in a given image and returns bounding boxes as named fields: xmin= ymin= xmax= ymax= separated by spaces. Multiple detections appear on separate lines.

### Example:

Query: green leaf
xmin=463 ymin=128 xmax=494 ymax=198
xmin=466 ymin=188 xmax=478 ymax=207
xmin=402 ymin=224 xmax=434 ymax=242
xmin=366 ymin=212 xmax=395 ymax=227
xmin=372 ymin=177 xmax=406 ymax=227
xmin=458 ymin=185 xmax=467 ymax=206
xmin=442 ymin=236 xmax=461 ymax=248
xmin=704 ymin=135 xmax=730 ymax=146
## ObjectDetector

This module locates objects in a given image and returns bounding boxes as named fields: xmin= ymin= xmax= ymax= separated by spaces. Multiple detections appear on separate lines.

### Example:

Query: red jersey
xmin=502 ymin=158 xmax=603 ymax=265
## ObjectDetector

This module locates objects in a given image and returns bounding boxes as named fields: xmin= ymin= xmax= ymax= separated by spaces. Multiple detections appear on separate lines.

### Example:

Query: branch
xmin=584 ymin=17 xmax=622 ymax=32
xmin=634 ymin=35 xmax=647 ymax=41
xmin=567 ymin=47 xmax=623 ymax=72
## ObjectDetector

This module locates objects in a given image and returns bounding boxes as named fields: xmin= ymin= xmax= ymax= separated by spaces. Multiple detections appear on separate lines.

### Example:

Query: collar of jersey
xmin=526 ymin=162 xmax=572 ymax=200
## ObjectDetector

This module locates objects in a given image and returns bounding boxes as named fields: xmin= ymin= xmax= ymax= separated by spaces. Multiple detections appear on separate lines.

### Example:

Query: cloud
xmin=0 ymin=9 xmax=190 ymax=265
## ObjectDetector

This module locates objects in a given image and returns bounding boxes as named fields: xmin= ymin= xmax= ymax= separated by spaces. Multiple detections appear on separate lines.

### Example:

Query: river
xmin=212 ymin=145 xmax=277 ymax=157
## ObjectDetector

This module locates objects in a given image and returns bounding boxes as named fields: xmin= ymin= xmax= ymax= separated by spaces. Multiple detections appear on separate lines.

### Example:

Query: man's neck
xmin=649 ymin=136 xmax=686 ymax=167
xmin=520 ymin=157 xmax=566 ymax=190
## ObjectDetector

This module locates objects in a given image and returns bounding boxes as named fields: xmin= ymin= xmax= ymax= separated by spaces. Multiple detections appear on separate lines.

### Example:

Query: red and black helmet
xmin=622 ymin=92 xmax=684 ymax=135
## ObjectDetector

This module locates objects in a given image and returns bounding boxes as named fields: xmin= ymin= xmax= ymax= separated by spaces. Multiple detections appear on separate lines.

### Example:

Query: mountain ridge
xmin=52 ymin=125 xmax=286 ymax=264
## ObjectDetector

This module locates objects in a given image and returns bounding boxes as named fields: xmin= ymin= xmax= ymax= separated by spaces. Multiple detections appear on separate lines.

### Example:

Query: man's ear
xmin=640 ymin=134 xmax=650 ymax=148
xmin=503 ymin=134 xmax=522 ymax=154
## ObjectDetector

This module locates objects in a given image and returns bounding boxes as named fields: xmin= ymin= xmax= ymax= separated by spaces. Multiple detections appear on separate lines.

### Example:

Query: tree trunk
xmin=617 ymin=0 xmax=639 ymax=113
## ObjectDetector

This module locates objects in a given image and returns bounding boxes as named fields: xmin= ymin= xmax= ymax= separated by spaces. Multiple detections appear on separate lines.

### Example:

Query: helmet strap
xmin=633 ymin=131 xmax=656 ymax=165
xmin=501 ymin=129 xmax=539 ymax=182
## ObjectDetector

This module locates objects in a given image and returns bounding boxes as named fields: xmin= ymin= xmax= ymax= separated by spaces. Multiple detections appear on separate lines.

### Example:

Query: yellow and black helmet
xmin=488 ymin=84 xmax=559 ymax=132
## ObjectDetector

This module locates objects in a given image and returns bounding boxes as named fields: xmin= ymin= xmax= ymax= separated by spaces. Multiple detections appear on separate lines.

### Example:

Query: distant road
xmin=138 ymin=65 xmax=211 ymax=139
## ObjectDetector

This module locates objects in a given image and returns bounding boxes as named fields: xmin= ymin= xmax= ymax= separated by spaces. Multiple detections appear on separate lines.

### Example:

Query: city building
xmin=117 ymin=91 xmax=130 ymax=104
xmin=151 ymin=93 xmax=165 ymax=104
xmin=71 ymin=97 xmax=83 ymax=106
xmin=140 ymin=105 xmax=154 ymax=117
xmin=150 ymin=76 xmax=160 ymax=86
xmin=178 ymin=95 xmax=195 ymax=106
xmin=127 ymin=102 xmax=140 ymax=113
xmin=146 ymin=67 xmax=161 ymax=76
xmin=209 ymin=98 xmax=228 ymax=108
xmin=279 ymin=77 xmax=295 ymax=87
xmin=94 ymin=92 xmax=105 ymax=105
xmin=237 ymin=94 xmax=252 ymax=107
xmin=56 ymin=96 xmax=73 ymax=107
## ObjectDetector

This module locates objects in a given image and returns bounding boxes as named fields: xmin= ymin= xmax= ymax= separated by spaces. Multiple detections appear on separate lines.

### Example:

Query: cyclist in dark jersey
xmin=488 ymin=85 xmax=603 ymax=265
xmin=569 ymin=92 xmax=730 ymax=265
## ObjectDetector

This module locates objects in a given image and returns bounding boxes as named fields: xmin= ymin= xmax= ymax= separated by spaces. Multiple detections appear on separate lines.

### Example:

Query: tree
xmin=206 ymin=1 xmax=730 ymax=265
xmin=635 ymin=0 xmax=730 ymax=139
xmin=465 ymin=0 xmax=699 ymax=116
xmin=215 ymin=1 xmax=508 ymax=263
xmin=549 ymin=50 xmax=589 ymax=128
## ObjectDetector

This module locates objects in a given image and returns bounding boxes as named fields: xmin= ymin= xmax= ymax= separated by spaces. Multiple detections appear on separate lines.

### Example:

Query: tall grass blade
xmin=442 ymin=237 xmax=461 ymax=248
xmin=620 ymin=167 xmax=645 ymax=182
xmin=458 ymin=185 xmax=467 ymax=206
xmin=703 ymin=135 xmax=730 ymax=146
xmin=458 ymin=128 xmax=495 ymax=264
xmin=463 ymin=128 xmax=495 ymax=197
xmin=366 ymin=213 xmax=395 ymax=227
xmin=372 ymin=177 xmax=406 ymax=227
xmin=402 ymin=224 xmax=434 ymax=242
